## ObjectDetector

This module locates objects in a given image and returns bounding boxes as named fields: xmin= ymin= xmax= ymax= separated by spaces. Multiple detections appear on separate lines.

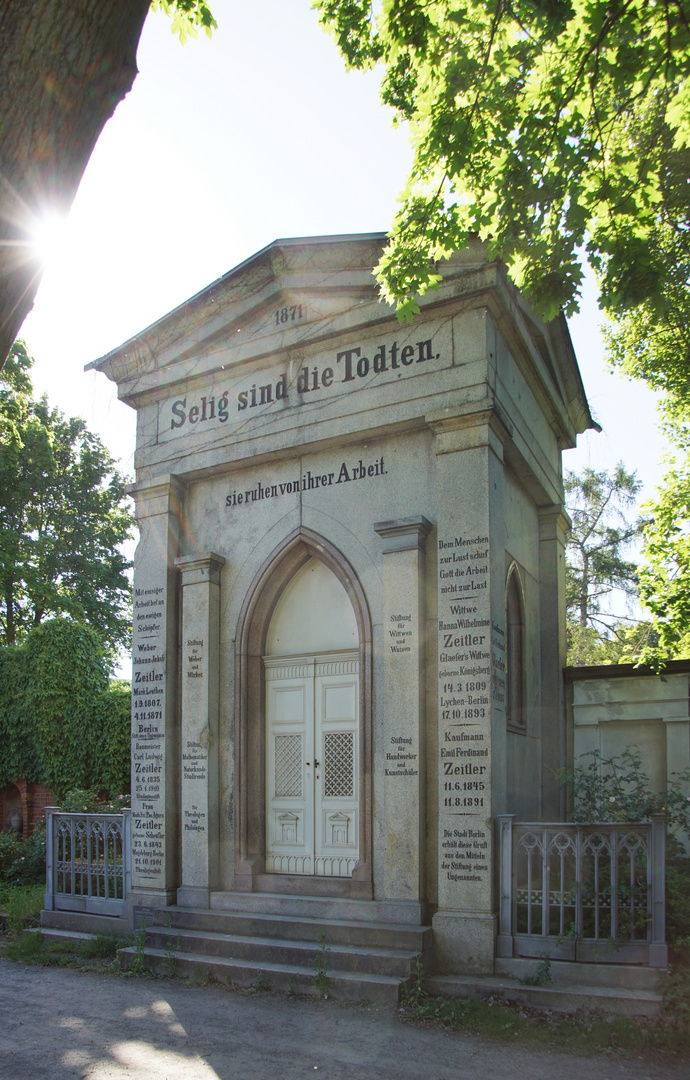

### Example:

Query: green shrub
xmin=564 ymin=748 xmax=690 ymax=838
xmin=0 ymin=832 xmax=24 ymax=879
xmin=3 ymin=825 xmax=46 ymax=886
xmin=0 ymin=824 xmax=46 ymax=887
xmin=0 ymin=883 xmax=44 ymax=934
xmin=666 ymin=850 xmax=690 ymax=949
xmin=0 ymin=619 xmax=131 ymax=798
xmin=57 ymin=788 xmax=107 ymax=813
xmin=57 ymin=789 xmax=130 ymax=813
xmin=562 ymin=749 xmax=690 ymax=947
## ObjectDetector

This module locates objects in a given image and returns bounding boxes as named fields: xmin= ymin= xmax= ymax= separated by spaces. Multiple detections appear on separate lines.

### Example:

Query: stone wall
xmin=566 ymin=661 xmax=690 ymax=811
xmin=0 ymin=779 xmax=54 ymax=839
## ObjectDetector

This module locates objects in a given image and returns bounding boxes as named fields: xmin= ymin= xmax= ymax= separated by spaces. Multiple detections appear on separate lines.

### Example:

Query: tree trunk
xmin=579 ymin=555 xmax=589 ymax=628
xmin=5 ymin=582 xmax=15 ymax=645
xmin=0 ymin=0 xmax=150 ymax=367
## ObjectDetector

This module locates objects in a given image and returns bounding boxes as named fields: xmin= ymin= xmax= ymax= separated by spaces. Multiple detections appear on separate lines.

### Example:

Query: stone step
xmin=26 ymin=927 xmax=98 ymax=946
xmin=207 ymin=891 xmax=427 ymax=926
xmin=495 ymin=957 xmax=661 ymax=991
xmin=118 ymin=945 xmax=406 ymax=1005
xmin=148 ymin=905 xmax=432 ymax=954
xmin=145 ymin=925 xmax=418 ymax=978
xmin=40 ymin=909 xmax=130 ymax=938
xmin=426 ymin=973 xmax=663 ymax=1018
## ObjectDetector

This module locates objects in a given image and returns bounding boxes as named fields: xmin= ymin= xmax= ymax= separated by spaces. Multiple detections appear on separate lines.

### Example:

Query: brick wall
xmin=0 ymin=779 xmax=55 ymax=839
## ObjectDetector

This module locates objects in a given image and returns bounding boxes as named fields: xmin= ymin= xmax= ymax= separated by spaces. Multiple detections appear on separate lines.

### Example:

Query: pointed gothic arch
xmin=233 ymin=526 xmax=373 ymax=898
xmin=505 ymin=561 xmax=526 ymax=731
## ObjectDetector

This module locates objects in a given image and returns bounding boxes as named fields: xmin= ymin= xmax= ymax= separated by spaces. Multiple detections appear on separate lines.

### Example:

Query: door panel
xmin=265 ymin=652 xmax=359 ymax=877
xmin=265 ymin=660 xmax=314 ymax=875
xmin=315 ymin=659 xmax=359 ymax=876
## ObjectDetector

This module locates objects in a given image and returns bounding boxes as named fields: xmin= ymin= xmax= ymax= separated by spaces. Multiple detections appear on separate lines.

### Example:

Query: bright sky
xmin=20 ymin=1 xmax=669 ymax=519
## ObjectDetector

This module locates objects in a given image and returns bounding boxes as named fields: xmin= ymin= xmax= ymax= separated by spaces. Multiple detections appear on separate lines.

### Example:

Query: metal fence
xmin=497 ymin=815 xmax=667 ymax=967
xmin=44 ymin=808 xmax=131 ymax=918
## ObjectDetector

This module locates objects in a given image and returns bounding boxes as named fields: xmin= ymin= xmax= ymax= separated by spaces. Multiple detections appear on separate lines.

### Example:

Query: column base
xmin=432 ymin=910 xmax=496 ymax=974
xmin=649 ymin=943 xmax=668 ymax=968
xmin=177 ymin=885 xmax=211 ymax=908
xmin=127 ymin=888 xmax=177 ymax=928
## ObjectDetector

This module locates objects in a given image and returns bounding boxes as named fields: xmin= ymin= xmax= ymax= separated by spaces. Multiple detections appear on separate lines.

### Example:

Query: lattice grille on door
xmin=323 ymin=732 xmax=354 ymax=797
xmin=274 ymin=734 xmax=302 ymax=797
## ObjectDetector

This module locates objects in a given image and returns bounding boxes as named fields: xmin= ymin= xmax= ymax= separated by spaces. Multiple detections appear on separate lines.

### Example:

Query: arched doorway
xmin=233 ymin=528 xmax=373 ymax=898
xmin=264 ymin=558 xmax=359 ymax=876
xmin=2 ymin=783 xmax=23 ymax=835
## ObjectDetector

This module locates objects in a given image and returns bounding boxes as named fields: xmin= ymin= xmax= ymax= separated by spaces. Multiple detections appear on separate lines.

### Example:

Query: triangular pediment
xmin=90 ymin=233 xmax=390 ymax=389
xmin=89 ymin=231 xmax=594 ymax=442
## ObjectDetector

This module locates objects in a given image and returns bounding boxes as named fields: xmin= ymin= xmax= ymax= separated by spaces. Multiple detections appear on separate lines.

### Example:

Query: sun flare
xmin=28 ymin=212 xmax=69 ymax=269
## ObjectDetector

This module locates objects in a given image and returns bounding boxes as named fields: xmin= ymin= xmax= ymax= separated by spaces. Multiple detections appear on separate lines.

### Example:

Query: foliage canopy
xmin=316 ymin=0 xmax=690 ymax=323
xmin=151 ymin=0 xmax=216 ymax=43
xmin=637 ymin=460 xmax=690 ymax=662
xmin=564 ymin=464 xmax=649 ymax=664
xmin=0 ymin=619 xmax=130 ymax=798
xmin=0 ymin=342 xmax=133 ymax=651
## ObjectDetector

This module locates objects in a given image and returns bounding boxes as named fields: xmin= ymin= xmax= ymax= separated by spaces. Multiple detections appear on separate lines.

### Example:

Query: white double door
xmin=265 ymin=652 xmax=359 ymax=877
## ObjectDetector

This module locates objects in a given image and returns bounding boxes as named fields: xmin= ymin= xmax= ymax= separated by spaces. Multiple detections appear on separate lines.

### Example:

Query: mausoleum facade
xmin=92 ymin=233 xmax=594 ymax=974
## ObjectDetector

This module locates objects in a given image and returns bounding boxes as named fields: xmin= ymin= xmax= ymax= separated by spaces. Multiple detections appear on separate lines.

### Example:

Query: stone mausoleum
xmin=92 ymin=233 xmax=595 ymax=978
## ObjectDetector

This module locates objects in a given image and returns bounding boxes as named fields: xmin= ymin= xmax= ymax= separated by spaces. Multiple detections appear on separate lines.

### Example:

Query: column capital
xmin=538 ymin=502 xmax=571 ymax=541
xmin=374 ymin=516 xmax=433 ymax=554
xmin=426 ymin=397 xmax=513 ymax=456
xmin=175 ymin=552 xmax=226 ymax=587
xmin=127 ymin=474 xmax=185 ymax=521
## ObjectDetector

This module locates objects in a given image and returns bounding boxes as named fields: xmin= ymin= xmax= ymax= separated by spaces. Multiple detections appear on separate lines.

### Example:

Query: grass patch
xmin=78 ymin=934 xmax=121 ymax=960
xmin=0 ymin=882 xmax=44 ymax=935
xmin=399 ymin=990 xmax=690 ymax=1058
xmin=3 ymin=930 xmax=45 ymax=962
xmin=1 ymin=927 xmax=123 ymax=971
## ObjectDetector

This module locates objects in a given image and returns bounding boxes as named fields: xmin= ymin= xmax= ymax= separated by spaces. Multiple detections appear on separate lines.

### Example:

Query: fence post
xmin=649 ymin=814 xmax=668 ymax=968
xmin=496 ymin=815 xmax=514 ymax=957
xmin=574 ymin=823 xmax=583 ymax=958
xmin=122 ymin=809 xmax=132 ymax=902
xmin=44 ymin=806 xmax=59 ymax=912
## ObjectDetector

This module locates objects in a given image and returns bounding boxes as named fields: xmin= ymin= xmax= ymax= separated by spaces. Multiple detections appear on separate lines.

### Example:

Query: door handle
xmin=306 ymin=759 xmax=320 ymax=768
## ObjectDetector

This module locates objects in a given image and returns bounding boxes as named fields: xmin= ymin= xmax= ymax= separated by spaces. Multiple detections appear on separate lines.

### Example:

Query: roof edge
xmin=85 ymin=232 xmax=388 ymax=373
xmin=565 ymin=658 xmax=690 ymax=681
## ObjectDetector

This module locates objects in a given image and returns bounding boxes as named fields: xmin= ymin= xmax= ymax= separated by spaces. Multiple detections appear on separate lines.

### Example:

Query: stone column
xmin=538 ymin=505 xmax=570 ymax=819
xmin=374 ymin=516 xmax=432 ymax=915
xmin=427 ymin=402 xmax=510 ymax=975
xmin=175 ymin=552 xmax=226 ymax=908
xmin=129 ymin=476 xmax=183 ymax=914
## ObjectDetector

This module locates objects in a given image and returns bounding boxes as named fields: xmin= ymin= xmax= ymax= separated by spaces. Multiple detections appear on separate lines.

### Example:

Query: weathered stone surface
xmin=568 ymin=662 xmax=690 ymax=820
xmin=92 ymin=233 xmax=593 ymax=974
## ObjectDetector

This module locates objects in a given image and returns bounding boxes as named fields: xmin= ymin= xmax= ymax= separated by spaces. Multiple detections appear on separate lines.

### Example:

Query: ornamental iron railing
xmin=497 ymin=815 xmax=667 ymax=967
xmin=44 ymin=808 xmax=131 ymax=918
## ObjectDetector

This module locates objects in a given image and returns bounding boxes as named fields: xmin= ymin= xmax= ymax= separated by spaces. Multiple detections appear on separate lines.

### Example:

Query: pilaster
xmin=426 ymin=403 xmax=509 ymax=974
xmin=538 ymin=504 xmax=571 ymax=818
xmin=374 ymin=516 xmax=432 ymax=909
xmin=175 ymin=552 xmax=226 ymax=908
xmin=128 ymin=476 xmax=184 ymax=914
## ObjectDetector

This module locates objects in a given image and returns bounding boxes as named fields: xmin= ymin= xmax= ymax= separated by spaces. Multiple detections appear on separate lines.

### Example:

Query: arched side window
xmin=506 ymin=563 xmax=526 ymax=731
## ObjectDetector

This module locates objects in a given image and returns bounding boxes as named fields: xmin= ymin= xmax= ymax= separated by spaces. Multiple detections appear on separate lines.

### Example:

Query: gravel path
xmin=0 ymin=958 xmax=685 ymax=1080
